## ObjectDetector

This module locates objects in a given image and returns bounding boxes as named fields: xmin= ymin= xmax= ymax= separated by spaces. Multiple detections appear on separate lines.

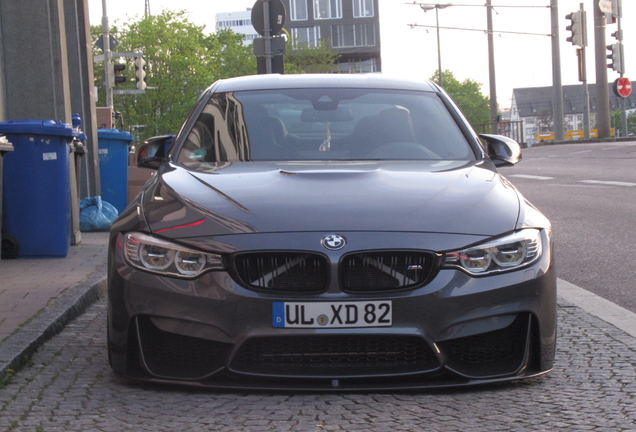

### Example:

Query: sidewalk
xmin=2 ymin=230 xmax=636 ymax=380
xmin=0 ymin=232 xmax=109 ymax=376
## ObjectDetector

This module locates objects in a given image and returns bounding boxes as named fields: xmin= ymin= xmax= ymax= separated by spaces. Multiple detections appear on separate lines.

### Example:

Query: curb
xmin=0 ymin=263 xmax=107 ymax=379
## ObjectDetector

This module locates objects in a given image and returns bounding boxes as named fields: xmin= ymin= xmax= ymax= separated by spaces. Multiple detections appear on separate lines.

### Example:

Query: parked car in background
xmin=107 ymin=74 xmax=556 ymax=390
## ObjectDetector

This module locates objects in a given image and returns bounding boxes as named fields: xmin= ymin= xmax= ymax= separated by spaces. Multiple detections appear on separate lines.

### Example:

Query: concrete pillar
xmin=63 ymin=0 xmax=101 ymax=198
xmin=0 ymin=17 xmax=5 ymax=121
xmin=0 ymin=0 xmax=72 ymax=122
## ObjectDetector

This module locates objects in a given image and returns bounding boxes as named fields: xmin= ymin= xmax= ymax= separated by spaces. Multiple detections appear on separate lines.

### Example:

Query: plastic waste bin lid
xmin=97 ymin=128 xmax=133 ymax=141
xmin=0 ymin=120 xmax=74 ymax=137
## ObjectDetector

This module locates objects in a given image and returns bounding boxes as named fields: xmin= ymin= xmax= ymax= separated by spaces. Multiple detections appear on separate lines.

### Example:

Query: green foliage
xmin=432 ymin=70 xmax=491 ymax=126
xmin=92 ymin=10 xmax=343 ymax=142
xmin=610 ymin=110 xmax=636 ymax=136
xmin=91 ymin=10 xmax=255 ymax=142
xmin=284 ymin=39 xmax=340 ymax=74
xmin=214 ymin=28 xmax=257 ymax=79
xmin=611 ymin=109 xmax=636 ymax=136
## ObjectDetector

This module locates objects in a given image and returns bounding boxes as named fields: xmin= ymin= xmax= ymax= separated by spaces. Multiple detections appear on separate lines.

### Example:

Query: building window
xmin=315 ymin=0 xmax=342 ymax=19
xmin=292 ymin=26 xmax=321 ymax=48
xmin=526 ymin=117 xmax=535 ymax=125
xmin=216 ymin=19 xmax=252 ymax=29
xmin=338 ymin=57 xmax=377 ymax=73
xmin=353 ymin=0 xmax=374 ymax=17
xmin=290 ymin=0 xmax=308 ymax=20
xmin=331 ymin=23 xmax=375 ymax=47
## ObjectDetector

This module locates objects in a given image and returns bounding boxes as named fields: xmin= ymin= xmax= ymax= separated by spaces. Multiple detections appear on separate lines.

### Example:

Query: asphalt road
xmin=502 ymin=140 xmax=636 ymax=313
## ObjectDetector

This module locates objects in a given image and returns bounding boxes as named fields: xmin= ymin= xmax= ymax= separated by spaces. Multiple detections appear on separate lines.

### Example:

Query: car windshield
xmin=176 ymin=88 xmax=475 ymax=166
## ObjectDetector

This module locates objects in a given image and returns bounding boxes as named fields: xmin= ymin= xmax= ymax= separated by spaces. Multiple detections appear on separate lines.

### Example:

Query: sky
xmin=88 ymin=0 xmax=634 ymax=110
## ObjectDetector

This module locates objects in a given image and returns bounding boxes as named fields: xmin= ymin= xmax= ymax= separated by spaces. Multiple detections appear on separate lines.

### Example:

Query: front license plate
xmin=272 ymin=301 xmax=392 ymax=328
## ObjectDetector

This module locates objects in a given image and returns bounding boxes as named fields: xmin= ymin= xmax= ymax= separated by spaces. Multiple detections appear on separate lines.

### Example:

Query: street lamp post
xmin=420 ymin=4 xmax=452 ymax=87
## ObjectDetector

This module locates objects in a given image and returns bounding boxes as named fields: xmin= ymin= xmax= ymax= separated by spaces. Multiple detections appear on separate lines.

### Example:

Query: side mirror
xmin=136 ymin=135 xmax=175 ymax=169
xmin=479 ymin=134 xmax=522 ymax=167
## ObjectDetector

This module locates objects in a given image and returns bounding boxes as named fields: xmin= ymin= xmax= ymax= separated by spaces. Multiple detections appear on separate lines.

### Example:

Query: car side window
xmin=177 ymin=93 xmax=250 ymax=164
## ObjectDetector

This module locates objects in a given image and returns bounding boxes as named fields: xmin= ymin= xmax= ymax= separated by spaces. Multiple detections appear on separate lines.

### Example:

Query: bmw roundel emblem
xmin=322 ymin=234 xmax=346 ymax=251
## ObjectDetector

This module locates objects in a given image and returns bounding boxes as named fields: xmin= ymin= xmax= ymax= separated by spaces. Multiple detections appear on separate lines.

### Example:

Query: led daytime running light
xmin=123 ymin=232 xmax=223 ymax=278
xmin=444 ymin=229 xmax=542 ymax=275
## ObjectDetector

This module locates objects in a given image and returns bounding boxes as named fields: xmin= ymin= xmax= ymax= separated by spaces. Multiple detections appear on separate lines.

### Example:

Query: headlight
xmin=123 ymin=232 xmax=223 ymax=278
xmin=443 ymin=229 xmax=542 ymax=275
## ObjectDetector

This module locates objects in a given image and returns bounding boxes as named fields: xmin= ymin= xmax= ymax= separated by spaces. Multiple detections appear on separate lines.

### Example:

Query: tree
xmin=92 ymin=10 xmax=255 ymax=141
xmin=213 ymin=28 xmax=257 ymax=79
xmin=284 ymin=39 xmax=340 ymax=74
xmin=432 ymin=70 xmax=490 ymax=126
xmin=92 ymin=11 xmax=342 ymax=142
xmin=611 ymin=109 xmax=636 ymax=136
xmin=536 ymin=111 xmax=554 ymax=133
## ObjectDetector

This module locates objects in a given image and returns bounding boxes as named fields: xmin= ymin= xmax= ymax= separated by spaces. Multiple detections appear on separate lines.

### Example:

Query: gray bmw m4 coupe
xmin=107 ymin=74 xmax=556 ymax=390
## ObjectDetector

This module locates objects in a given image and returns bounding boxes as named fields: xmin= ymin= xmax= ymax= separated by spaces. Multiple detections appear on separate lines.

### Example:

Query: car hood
xmin=141 ymin=160 xmax=521 ymax=239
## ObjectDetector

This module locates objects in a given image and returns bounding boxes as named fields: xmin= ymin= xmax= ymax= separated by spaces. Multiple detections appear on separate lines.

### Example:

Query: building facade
xmin=215 ymin=0 xmax=381 ymax=73
xmin=284 ymin=0 xmax=381 ymax=73
xmin=216 ymin=10 xmax=259 ymax=45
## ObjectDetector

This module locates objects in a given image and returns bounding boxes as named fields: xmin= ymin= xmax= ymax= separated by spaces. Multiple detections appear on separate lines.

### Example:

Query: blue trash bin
xmin=0 ymin=134 xmax=15 ymax=262
xmin=0 ymin=120 xmax=74 ymax=258
xmin=97 ymin=129 xmax=133 ymax=215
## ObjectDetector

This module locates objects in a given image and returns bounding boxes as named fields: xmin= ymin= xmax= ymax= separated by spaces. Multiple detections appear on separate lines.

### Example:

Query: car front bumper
xmin=107 ymin=230 xmax=556 ymax=390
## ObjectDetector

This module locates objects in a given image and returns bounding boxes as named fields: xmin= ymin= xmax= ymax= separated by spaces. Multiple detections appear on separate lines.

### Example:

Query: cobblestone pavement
xmin=1 ymin=297 xmax=636 ymax=432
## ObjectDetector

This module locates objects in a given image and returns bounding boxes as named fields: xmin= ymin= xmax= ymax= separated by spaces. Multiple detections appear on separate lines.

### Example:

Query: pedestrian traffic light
xmin=565 ymin=10 xmax=586 ymax=47
xmin=607 ymin=43 xmax=624 ymax=74
xmin=134 ymin=56 xmax=147 ymax=90
xmin=107 ymin=63 xmax=126 ymax=87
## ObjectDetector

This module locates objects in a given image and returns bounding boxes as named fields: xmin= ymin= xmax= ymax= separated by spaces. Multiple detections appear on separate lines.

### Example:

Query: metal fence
xmin=472 ymin=121 xmax=525 ymax=145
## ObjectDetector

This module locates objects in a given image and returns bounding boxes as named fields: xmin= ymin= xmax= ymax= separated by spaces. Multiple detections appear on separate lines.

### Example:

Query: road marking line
xmin=569 ymin=150 xmax=593 ymax=155
xmin=510 ymin=175 xmax=554 ymax=180
xmin=579 ymin=180 xmax=636 ymax=187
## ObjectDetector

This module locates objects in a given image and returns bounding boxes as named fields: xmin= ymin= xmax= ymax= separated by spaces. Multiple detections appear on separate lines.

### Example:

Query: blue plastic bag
xmin=79 ymin=196 xmax=118 ymax=232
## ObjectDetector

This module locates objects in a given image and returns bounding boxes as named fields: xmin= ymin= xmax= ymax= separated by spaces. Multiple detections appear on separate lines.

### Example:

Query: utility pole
xmin=486 ymin=0 xmax=498 ymax=133
xmin=594 ymin=0 xmax=611 ymax=138
xmin=550 ymin=0 xmax=564 ymax=141
xmin=102 ymin=0 xmax=113 ymax=108
xmin=435 ymin=5 xmax=443 ymax=87
xmin=419 ymin=4 xmax=452 ymax=88
xmin=579 ymin=44 xmax=592 ymax=139
xmin=577 ymin=3 xmax=591 ymax=139
xmin=614 ymin=0 xmax=628 ymax=137
xmin=264 ymin=0 xmax=273 ymax=74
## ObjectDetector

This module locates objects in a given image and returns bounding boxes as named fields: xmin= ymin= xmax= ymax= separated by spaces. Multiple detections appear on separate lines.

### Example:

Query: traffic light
xmin=107 ymin=63 xmax=126 ymax=87
xmin=607 ymin=43 xmax=624 ymax=74
xmin=134 ymin=56 xmax=147 ymax=90
xmin=565 ymin=11 xmax=586 ymax=47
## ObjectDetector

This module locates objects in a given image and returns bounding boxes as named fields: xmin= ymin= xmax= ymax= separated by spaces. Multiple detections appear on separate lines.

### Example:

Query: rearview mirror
xmin=479 ymin=134 xmax=522 ymax=167
xmin=136 ymin=134 xmax=175 ymax=169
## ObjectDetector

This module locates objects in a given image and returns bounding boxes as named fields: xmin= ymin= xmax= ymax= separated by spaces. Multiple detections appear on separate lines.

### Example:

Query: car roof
xmin=209 ymin=73 xmax=440 ymax=93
